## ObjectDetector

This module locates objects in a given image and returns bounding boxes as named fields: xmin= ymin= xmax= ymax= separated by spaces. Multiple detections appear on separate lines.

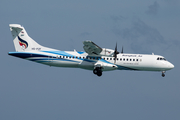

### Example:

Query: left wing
xmin=83 ymin=40 xmax=115 ymax=56
xmin=83 ymin=41 xmax=102 ymax=55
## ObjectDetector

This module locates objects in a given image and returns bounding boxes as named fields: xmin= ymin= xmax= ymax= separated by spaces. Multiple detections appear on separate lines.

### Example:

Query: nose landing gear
xmin=162 ymin=71 xmax=166 ymax=77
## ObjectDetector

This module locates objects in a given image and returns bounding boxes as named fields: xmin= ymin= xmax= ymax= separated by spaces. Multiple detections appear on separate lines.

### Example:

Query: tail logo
xmin=18 ymin=36 xmax=28 ymax=49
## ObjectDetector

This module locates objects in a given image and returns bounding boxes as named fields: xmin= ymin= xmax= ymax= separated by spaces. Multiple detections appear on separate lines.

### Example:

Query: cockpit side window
xmin=157 ymin=57 xmax=166 ymax=61
xmin=163 ymin=58 xmax=166 ymax=61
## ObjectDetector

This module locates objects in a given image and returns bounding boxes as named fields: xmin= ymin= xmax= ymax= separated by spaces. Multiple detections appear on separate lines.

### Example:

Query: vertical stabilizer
xmin=9 ymin=24 xmax=57 ymax=52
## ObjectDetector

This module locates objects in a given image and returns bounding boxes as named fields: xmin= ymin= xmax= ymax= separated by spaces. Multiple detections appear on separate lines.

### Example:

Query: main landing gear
xmin=162 ymin=71 xmax=166 ymax=77
xmin=93 ymin=67 xmax=102 ymax=77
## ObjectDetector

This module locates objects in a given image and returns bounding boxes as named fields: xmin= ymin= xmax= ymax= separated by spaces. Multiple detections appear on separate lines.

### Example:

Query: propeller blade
xmin=121 ymin=46 xmax=123 ymax=54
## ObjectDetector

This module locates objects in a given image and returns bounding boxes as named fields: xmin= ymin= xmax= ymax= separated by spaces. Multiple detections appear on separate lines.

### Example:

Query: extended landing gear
xmin=162 ymin=71 xmax=166 ymax=77
xmin=93 ymin=68 xmax=102 ymax=77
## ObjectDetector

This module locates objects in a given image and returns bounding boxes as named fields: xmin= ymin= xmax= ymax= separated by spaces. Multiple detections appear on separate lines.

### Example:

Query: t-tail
xmin=9 ymin=24 xmax=57 ymax=52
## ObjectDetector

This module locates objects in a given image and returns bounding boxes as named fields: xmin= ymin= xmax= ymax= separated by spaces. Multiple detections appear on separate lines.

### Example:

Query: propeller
xmin=113 ymin=42 xmax=119 ymax=64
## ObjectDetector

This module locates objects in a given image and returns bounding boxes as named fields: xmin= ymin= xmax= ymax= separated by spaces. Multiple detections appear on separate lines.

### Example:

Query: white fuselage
xmin=9 ymin=50 xmax=174 ymax=72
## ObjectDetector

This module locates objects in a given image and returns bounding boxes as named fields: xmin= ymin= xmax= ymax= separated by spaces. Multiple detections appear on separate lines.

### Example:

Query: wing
xmin=83 ymin=41 xmax=102 ymax=55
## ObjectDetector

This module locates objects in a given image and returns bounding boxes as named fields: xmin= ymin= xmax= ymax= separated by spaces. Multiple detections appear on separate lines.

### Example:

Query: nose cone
xmin=168 ymin=63 xmax=174 ymax=69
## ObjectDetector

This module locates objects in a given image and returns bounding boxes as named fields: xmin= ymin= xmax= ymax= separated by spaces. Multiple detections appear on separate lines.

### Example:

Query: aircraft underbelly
xmin=49 ymin=60 xmax=79 ymax=67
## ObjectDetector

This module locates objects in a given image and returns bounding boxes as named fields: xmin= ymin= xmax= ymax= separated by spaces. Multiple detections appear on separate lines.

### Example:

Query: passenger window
xmin=133 ymin=59 xmax=135 ymax=61
xmin=136 ymin=59 xmax=138 ymax=61
xmin=120 ymin=58 xmax=122 ymax=61
xmin=127 ymin=59 xmax=128 ymax=61
xmin=123 ymin=58 xmax=125 ymax=61
xmin=107 ymin=58 xmax=109 ymax=60
xmin=110 ymin=58 xmax=112 ymax=60
xmin=130 ymin=59 xmax=132 ymax=61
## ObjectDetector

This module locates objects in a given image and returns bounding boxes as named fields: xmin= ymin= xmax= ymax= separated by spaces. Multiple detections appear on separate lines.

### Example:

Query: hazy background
xmin=0 ymin=0 xmax=180 ymax=120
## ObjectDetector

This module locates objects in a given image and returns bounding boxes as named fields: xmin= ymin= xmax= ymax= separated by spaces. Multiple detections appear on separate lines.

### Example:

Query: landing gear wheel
xmin=97 ymin=71 xmax=102 ymax=77
xmin=162 ymin=71 xmax=165 ymax=77
xmin=93 ymin=69 xmax=98 ymax=74
xmin=162 ymin=73 xmax=165 ymax=77
xmin=93 ymin=68 xmax=102 ymax=76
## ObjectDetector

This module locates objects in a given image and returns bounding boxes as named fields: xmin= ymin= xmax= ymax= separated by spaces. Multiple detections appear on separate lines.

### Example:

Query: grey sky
xmin=146 ymin=1 xmax=160 ymax=15
xmin=1 ymin=0 xmax=180 ymax=120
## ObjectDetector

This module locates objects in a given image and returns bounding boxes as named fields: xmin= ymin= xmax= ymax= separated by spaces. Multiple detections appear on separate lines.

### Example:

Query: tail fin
xmin=9 ymin=24 xmax=56 ymax=52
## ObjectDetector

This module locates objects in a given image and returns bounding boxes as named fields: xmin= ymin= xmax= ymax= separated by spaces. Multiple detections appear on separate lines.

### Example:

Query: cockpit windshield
xmin=157 ymin=57 xmax=166 ymax=61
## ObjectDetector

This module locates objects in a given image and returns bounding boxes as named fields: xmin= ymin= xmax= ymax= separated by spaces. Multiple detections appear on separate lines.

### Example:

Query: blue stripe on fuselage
xmin=42 ymin=51 xmax=75 ymax=56
xmin=8 ymin=52 xmax=48 ymax=58
xmin=8 ymin=51 xmax=138 ymax=70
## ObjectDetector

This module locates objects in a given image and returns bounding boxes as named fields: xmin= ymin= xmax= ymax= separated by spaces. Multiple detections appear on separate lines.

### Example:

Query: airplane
xmin=8 ymin=24 xmax=174 ymax=77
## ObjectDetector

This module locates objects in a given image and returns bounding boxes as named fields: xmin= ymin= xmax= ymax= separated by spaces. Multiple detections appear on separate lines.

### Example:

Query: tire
xmin=93 ymin=69 xmax=98 ymax=74
xmin=97 ymin=71 xmax=102 ymax=76
xmin=162 ymin=73 xmax=165 ymax=77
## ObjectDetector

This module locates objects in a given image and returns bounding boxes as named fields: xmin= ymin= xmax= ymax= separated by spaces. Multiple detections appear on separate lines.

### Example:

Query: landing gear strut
xmin=162 ymin=71 xmax=165 ymax=77
xmin=93 ymin=67 xmax=102 ymax=77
